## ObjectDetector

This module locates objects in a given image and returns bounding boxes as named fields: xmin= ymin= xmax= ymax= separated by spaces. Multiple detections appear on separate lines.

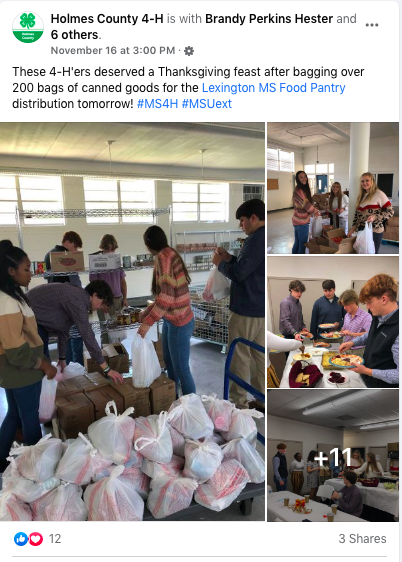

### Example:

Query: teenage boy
xmin=212 ymin=198 xmax=265 ymax=410
xmin=27 ymin=280 xmax=124 ymax=384
xmin=273 ymin=443 xmax=288 ymax=492
xmin=280 ymin=279 xmax=308 ymax=341
xmin=331 ymin=471 xmax=363 ymax=518
xmin=310 ymin=279 xmax=345 ymax=340
xmin=339 ymin=274 xmax=399 ymax=388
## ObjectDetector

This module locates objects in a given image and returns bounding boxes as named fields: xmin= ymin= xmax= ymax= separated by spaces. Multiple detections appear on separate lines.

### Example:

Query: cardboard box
xmin=304 ymin=242 xmax=338 ymax=254
xmin=85 ymin=386 xmax=125 ymax=420
xmin=133 ymin=404 xmax=152 ymax=418
xmin=384 ymin=226 xmax=399 ymax=241
xmin=50 ymin=251 xmax=85 ymax=272
xmin=89 ymin=253 xmax=122 ymax=271
xmin=56 ymin=392 xmax=95 ymax=429
xmin=109 ymin=377 xmax=150 ymax=411
xmin=84 ymin=343 xmax=129 ymax=374
xmin=388 ymin=216 xmax=399 ymax=227
xmin=56 ymin=377 xmax=88 ymax=398
xmin=327 ymin=228 xmax=356 ymax=254
xmin=153 ymin=338 xmax=165 ymax=368
xmin=150 ymin=374 xmax=176 ymax=415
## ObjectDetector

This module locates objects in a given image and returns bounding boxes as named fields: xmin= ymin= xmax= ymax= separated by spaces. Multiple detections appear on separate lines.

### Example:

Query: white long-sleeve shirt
xmin=289 ymin=459 xmax=305 ymax=473
xmin=354 ymin=462 xmax=384 ymax=479
xmin=267 ymin=331 xmax=302 ymax=367
xmin=330 ymin=194 xmax=349 ymax=218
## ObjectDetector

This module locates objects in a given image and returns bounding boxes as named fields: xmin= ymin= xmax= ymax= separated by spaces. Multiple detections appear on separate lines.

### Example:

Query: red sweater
xmin=292 ymin=188 xmax=315 ymax=226
xmin=142 ymin=247 xmax=193 ymax=327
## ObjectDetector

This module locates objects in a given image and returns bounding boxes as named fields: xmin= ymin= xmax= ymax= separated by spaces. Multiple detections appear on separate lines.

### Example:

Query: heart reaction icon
xmin=29 ymin=533 xmax=43 ymax=546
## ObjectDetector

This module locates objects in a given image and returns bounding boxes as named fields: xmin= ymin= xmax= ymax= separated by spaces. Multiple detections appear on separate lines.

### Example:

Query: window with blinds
xmin=172 ymin=183 xmax=229 ymax=222
xmin=83 ymin=179 xmax=119 ymax=224
xmin=243 ymin=184 xmax=263 ymax=202
xmin=0 ymin=175 xmax=18 ymax=226
xmin=120 ymin=180 xmax=155 ymax=223
xmin=267 ymin=147 xmax=294 ymax=172
xmin=267 ymin=148 xmax=279 ymax=171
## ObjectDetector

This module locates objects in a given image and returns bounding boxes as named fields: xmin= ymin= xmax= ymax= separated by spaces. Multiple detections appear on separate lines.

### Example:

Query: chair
xmin=317 ymin=484 xmax=335 ymax=501
xmin=267 ymin=364 xmax=280 ymax=388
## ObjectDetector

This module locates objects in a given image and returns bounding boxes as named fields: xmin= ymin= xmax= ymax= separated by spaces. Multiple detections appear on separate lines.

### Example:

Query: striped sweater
xmin=0 ymin=290 xmax=44 ymax=389
xmin=352 ymin=190 xmax=394 ymax=234
xmin=292 ymin=188 xmax=316 ymax=226
xmin=142 ymin=247 xmax=193 ymax=327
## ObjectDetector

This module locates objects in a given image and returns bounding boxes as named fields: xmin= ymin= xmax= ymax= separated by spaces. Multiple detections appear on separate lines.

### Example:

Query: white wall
xmin=1 ymin=156 xmax=262 ymax=298
xmin=344 ymin=428 xmax=399 ymax=449
xmin=303 ymin=135 xmax=399 ymax=204
xmin=266 ymin=255 xmax=399 ymax=331
xmin=266 ymin=151 xmax=303 ymax=211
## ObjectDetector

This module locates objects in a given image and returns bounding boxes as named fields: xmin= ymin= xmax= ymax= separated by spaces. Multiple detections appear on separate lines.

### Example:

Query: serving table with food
xmin=279 ymin=344 xmax=368 ymax=388
xmin=327 ymin=478 xmax=399 ymax=519
xmin=267 ymin=491 xmax=366 ymax=522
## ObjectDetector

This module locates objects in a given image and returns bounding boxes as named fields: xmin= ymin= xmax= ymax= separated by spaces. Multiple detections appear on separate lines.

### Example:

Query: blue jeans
xmin=0 ymin=380 xmax=43 ymax=460
xmin=162 ymin=317 xmax=196 ymax=396
xmin=292 ymin=224 xmax=309 ymax=254
xmin=274 ymin=476 xmax=288 ymax=492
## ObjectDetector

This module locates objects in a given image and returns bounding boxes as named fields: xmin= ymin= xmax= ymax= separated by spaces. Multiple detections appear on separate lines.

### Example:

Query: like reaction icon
xmin=29 ymin=532 xmax=43 ymax=546
xmin=14 ymin=532 xmax=28 ymax=546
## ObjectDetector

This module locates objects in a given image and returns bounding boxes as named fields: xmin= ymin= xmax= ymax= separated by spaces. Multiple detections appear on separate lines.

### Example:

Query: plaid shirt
xmin=27 ymin=283 xmax=104 ymax=364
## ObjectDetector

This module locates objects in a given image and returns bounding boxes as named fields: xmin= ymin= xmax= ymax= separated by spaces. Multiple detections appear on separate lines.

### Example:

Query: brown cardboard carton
xmin=327 ymin=228 xmax=356 ymax=254
xmin=109 ymin=377 xmax=150 ymax=411
xmin=84 ymin=343 xmax=129 ymax=374
xmin=304 ymin=242 xmax=338 ymax=255
xmin=150 ymin=375 xmax=175 ymax=415
xmin=56 ymin=377 xmax=87 ymax=398
xmin=75 ymin=372 xmax=109 ymax=392
xmin=387 ymin=216 xmax=399 ymax=227
xmin=384 ymin=226 xmax=399 ymax=241
xmin=85 ymin=386 xmax=125 ymax=420
xmin=50 ymin=251 xmax=85 ymax=272
xmin=153 ymin=338 xmax=165 ymax=368
xmin=56 ymin=392 xmax=95 ymax=429
xmin=133 ymin=404 xmax=152 ymax=418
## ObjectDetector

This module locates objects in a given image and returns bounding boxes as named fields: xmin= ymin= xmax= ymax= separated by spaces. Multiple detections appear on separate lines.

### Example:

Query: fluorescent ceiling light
xmin=360 ymin=420 xmax=399 ymax=431
xmin=302 ymin=390 xmax=383 ymax=416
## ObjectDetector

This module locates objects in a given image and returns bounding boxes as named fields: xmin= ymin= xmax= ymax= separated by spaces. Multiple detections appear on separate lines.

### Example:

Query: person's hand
xmin=340 ymin=329 xmax=353 ymax=337
xmin=332 ymin=491 xmax=340 ymax=500
xmin=295 ymin=333 xmax=303 ymax=341
xmin=339 ymin=341 xmax=354 ymax=353
xmin=279 ymin=480 xmax=284 ymax=486
xmin=348 ymin=227 xmax=356 ymax=235
xmin=212 ymin=251 xmax=224 ymax=266
xmin=339 ymin=208 xmax=345 ymax=214
xmin=366 ymin=216 xmax=375 ymax=223
xmin=216 ymin=247 xmax=232 ymax=262
xmin=106 ymin=369 xmax=124 ymax=384
xmin=57 ymin=359 xmax=66 ymax=373
xmin=138 ymin=322 xmax=151 ymax=338
xmin=122 ymin=298 xmax=128 ymax=308
xmin=333 ymin=322 xmax=340 ymax=328
xmin=301 ymin=327 xmax=308 ymax=333
xmin=349 ymin=363 xmax=371 ymax=375
xmin=44 ymin=363 xmax=57 ymax=380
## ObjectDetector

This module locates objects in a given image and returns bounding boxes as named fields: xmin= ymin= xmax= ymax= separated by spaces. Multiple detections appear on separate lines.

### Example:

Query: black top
xmin=362 ymin=310 xmax=399 ymax=388
xmin=273 ymin=451 xmax=288 ymax=478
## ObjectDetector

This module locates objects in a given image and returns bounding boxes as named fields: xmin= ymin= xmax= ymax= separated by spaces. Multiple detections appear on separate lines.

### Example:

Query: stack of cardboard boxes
xmin=305 ymin=227 xmax=356 ymax=254
xmin=384 ymin=216 xmax=399 ymax=242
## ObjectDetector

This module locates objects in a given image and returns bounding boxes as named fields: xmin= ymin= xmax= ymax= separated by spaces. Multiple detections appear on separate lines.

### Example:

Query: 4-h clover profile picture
xmin=13 ymin=12 xmax=44 ymax=43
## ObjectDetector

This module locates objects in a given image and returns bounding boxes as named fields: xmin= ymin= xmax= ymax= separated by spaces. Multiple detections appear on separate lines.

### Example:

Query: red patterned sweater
xmin=292 ymin=188 xmax=316 ymax=226
xmin=142 ymin=247 xmax=193 ymax=327
xmin=352 ymin=190 xmax=394 ymax=234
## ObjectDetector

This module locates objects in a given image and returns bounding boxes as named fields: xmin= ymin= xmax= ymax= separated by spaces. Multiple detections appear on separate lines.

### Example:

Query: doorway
xmin=316 ymin=175 xmax=328 ymax=193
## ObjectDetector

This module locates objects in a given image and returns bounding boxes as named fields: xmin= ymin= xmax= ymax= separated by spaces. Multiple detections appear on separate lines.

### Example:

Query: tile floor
xmin=267 ymin=209 xmax=399 ymax=255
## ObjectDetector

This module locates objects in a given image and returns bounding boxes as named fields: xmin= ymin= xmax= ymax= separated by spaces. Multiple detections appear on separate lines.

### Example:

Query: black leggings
xmin=373 ymin=232 xmax=383 ymax=254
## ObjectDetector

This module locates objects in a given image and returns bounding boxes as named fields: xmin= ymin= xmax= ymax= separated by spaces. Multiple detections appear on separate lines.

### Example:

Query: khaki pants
xmin=97 ymin=295 xmax=123 ymax=345
xmin=227 ymin=311 xmax=265 ymax=408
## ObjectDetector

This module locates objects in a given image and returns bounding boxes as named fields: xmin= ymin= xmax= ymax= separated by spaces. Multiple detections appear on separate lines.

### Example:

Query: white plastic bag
xmin=0 ymin=491 xmax=32 ymax=521
xmin=84 ymin=465 xmax=144 ymax=521
xmin=131 ymin=332 xmax=161 ymax=388
xmin=221 ymin=408 xmax=264 ymax=447
xmin=39 ymin=377 xmax=58 ymax=422
xmin=92 ymin=448 xmax=143 ymax=482
xmin=2 ymin=457 xmax=60 ymax=503
xmin=88 ymin=401 xmax=136 ymax=465
xmin=167 ymin=423 xmax=185 ymax=457
xmin=61 ymin=362 xmax=86 ymax=380
xmin=221 ymin=438 xmax=265 ymax=483
xmin=55 ymin=433 xmax=112 ymax=485
xmin=92 ymin=465 xmax=150 ymax=500
xmin=142 ymin=454 xmax=184 ymax=480
xmin=311 ymin=216 xmax=323 ymax=238
xmin=10 ymin=434 xmax=63 ymax=482
xmin=202 ymin=267 xmax=230 ymax=302
xmin=147 ymin=476 xmax=198 ymax=519
xmin=195 ymin=459 xmax=250 ymax=512
xmin=183 ymin=439 xmax=223 ymax=482
xmin=201 ymin=393 xmax=234 ymax=432
xmin=167 ymin=394 xmax=214 ymax=440
xmin=31 ymin=482 xmax=87 ymax=521
xmin=134 ymin=412 xmax=173 ymax=463
xmin=353 ymin=222 xmax=376 ymax=254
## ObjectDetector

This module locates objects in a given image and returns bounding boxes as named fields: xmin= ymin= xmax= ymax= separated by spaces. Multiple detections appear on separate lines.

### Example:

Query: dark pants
xmin=37 ymin=324 xmax=83 ymax=366
xmin=162 ymin=317 xmax=196 ymax=396
xmin=274 ymin=476 xmax=288 ymax=491
xmin=37 ymin=324 xmax=50 ymax=359
xmin=373 ymin=232 xmax=383 ymax=254
xmin=0 ymin=380 xmax=43 ymax=460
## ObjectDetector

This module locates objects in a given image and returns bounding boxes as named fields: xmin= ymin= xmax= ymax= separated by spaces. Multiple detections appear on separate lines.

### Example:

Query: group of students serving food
xmin=267 ymin=272 xmax=399 ymax=388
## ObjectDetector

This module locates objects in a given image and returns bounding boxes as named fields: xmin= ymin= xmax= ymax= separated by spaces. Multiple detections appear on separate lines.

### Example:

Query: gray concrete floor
xmin=267 ymin=209 xmax=399 ymax=255
xmin=0 ymin=332 xmax=265 ymax=521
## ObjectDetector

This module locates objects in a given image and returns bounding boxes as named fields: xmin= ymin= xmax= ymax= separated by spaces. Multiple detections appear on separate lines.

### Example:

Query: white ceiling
xmin=267 ymin=389 xmax=399 ymax=432
xmin=266 ymin=122 xmax=399 ymax=149
xmin=0 ymin=122 xmax=265 ymax=171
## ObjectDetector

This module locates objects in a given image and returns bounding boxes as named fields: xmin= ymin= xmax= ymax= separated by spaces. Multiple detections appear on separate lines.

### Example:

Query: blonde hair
xmin=356 ymin=173 xmax=379 ymax=207
xmin=366 ymin=452 xmax=379 ymax=473
xmin=329 ymin=182 xmax=342 ymax=210
xmin=352 ymin=449 xmax=364 ymax=465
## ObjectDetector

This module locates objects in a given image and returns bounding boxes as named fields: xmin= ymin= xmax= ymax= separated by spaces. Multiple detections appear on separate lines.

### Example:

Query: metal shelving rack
xmin=189 ymin=282 xmax=229 ymax=351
